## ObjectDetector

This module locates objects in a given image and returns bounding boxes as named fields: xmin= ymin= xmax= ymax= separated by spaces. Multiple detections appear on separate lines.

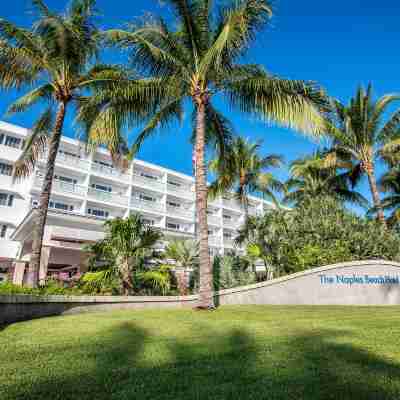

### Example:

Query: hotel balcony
xmin=208 ymin=236 xmax=221 ymax=246
xmin=91 ymin=162 xmax=130 ymax=181
xmin=207 ymin=215 xmax=221 ymax=226
xmin=222 ymin=219 xmax=241 ymax=230
xmin=34 ymin=176 xmax=87 ymax=197
xmin=222 ymin=198 xmax=242 ymax=211
xmin=87 ymin=187 xmax=129 ymax=207
xmin=166 ymin=206 xmax=194 ymax=219
xmin=223 ymin=238 xmax=235 ymax=248
xmin=131 ymin=198 xmax=164 ymax=213
xmin=38 ymin=151 xmax=90 ymax=172
xmin=132 ymin=173 xmax=165 ymax=192
xmin=167 ymin=183 xmax=194 ymax=200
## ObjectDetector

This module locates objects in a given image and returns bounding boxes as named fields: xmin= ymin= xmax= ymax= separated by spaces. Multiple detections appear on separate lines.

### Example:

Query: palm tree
xmin=209 ymin=137 xmax=285 ymax=218
xmin=284 ymin=151 xmax=368 ymax=207
xmin=84 ymin=0 xmax=328 ymax=308
xmin=164 ymin=239 xmax=199 ymax=295
xmin=374 ymin=167 xmax=400 ymax=227
xmin=0 ymin=0 xmax=140 ymax=287
xmin=325 ymin=84 xmax=400 ymax=224
xmin=86 ymin=214 xmax=163 ymax=295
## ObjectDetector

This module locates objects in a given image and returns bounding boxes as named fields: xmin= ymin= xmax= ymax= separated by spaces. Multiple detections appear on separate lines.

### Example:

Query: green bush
xmin=0 ymin=280 xmax=85 ymax=296
xmin=238 ymin=196 xmax=400 ymax=276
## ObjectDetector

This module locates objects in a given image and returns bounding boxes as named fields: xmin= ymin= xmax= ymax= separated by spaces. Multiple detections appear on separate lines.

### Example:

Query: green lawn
xmin=2 ymin=306 xmax=400 ymax=399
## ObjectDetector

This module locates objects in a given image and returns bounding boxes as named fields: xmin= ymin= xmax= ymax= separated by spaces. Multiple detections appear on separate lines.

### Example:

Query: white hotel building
xmin=0 ymin=121 xmax=275 ymax=284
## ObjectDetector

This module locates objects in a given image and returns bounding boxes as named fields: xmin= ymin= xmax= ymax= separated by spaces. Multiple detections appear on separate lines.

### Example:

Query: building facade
xmin=0 ymin=121 xmax=275 ymax=284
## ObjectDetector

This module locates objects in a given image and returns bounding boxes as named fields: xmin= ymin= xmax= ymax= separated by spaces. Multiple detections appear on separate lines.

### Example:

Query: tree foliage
xmin=237 ymin=197 xmax=400 ymax=275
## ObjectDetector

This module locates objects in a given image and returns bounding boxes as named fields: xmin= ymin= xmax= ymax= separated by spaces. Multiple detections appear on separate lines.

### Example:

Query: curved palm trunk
xmin=26 ymin=101 xmax=67 ymax=288
xmin=365 ymin=161 xmax=386 ymax=225
xmin=194 ymin=99 xmax=214 ymax=309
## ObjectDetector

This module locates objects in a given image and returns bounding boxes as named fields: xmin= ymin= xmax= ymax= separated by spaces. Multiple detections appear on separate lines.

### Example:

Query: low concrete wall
xmin=2 ymin=260 xmax=400 ymax=323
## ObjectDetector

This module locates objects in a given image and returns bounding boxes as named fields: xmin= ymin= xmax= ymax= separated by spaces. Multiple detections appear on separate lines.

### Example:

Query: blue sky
xmin=1 ymin=0 xmax=400 ymax=204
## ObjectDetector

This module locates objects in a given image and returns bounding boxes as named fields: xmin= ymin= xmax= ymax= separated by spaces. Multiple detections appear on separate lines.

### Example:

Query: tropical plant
xmin=84 ymin=214 xmax=162 ymax=295
xmin=85 ymin=0 xmax=329 ymax=308
xmin=164 ymin=239 xmax=199 ymax=295
xmin=213 ymin=255 xmax=257 ymax=290
xmin=0 ymin=0 xmax=137 ymax=287
xmin=238 ymin=196 xmax=400 ymax=276
xmin=136 ymin=265 xmax=172 ymax=296
xmin=284 ymin=151 xmax=368 ymax=207
xmin=210 ymin=137 xmax=284 ymax=218
xmin=324 ymin=84 xmax=400 ymax=224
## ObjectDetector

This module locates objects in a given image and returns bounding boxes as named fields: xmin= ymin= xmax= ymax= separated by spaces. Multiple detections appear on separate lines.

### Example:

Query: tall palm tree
xmin=83 ymin=0 xmax=328 ymax=308
xmin=210 ymin=136 xmax=284 ymax=218
xmin=85 ymin=214 xmax=163 ymax=295
xmin=284 ymin=151 xmax=368 ymax=207
xmin=0 ymin=0 xmax=142 ymax=287
xmin=324 ymin=84 xmax=400 ymax=224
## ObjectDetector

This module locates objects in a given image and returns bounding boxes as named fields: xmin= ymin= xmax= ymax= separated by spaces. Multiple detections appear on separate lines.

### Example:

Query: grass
xmin=1 ymin=306 xmax=400 ymax=399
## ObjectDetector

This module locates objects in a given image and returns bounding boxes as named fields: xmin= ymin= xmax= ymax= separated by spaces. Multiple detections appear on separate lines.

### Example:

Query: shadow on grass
xmin=4 ymin=324 xmax=400 ymax=400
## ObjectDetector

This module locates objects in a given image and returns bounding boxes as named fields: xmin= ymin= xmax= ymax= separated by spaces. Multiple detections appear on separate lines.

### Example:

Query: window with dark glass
xmin=0 ymin=162 xmax=12 ymax=176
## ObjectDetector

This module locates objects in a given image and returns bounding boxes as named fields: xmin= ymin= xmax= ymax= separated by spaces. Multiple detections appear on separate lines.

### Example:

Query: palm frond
xmin=13 ymin=107 xmax=54 ymax=179
xmin=7 ymin=84 xmax=54 ymax=114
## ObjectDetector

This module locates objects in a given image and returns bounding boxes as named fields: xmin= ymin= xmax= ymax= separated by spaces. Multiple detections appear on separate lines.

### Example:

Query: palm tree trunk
xmin=26 ymin=101 xmax=67 ymax=288
xmin=121 ymin=258 xmax=134 ymax=296
xmin=194 ymin=98 xmax=214 ymax=309
xmin=365 ymin=161 xmax=386 ymax=225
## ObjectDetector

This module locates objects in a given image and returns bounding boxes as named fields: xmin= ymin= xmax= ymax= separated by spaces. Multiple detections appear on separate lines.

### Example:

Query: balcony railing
xmin=223 ymin=219 xmax=240 ymax=229
xmin=222 ymin=199 xmax=242 ymax=211
xmin=223 ymin=238 xmax=235 ymax=247
xmin=207 ymin=215 xmax=221 ymax=225
xmin=87 ymin=188 xmax=128 ymax=206
xmin=131 ymin=198 xmax=164 ymax=213
xmin=167 ymin=183 xmax=194 ymax=199
xmin=92 ymin=163 xmax=130 ymax=181
xmin=132 ymin=173 xmax=165 ymax=191
xmin=208 ymin=236 xmax=221 ymax=246
xmin=167 ymin=206 xmax=194 ymax=219
xmin=34 ymin=176 xmax=87 ymax=197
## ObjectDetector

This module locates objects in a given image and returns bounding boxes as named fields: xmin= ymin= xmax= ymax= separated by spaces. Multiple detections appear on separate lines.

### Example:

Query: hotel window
xmin=167 ymin=201 xmax=181 ymax=208
xmin=0 ymin=193 xmax=14 ymax=207
xmin=4 ymin=135 xmax=21 ymax=149
xmin=58 ymin=149 xmax=80 ymax=159
xmin=94 ymin=160 xmax=113 ymax=169
xmin=142 ymin=218 xmax=155 ymax=226
xmin=0 ymin=133 xmax=4 ymax=145
xmin=88 ymin=208 xmax=109 ymax=218
xmin=91 ymin=183 xmax=112 ymax=192
xmin=0 ymin=162 xmax=12 ymax=176
xmin=54 ymin=175 xmax=77 ymax=185
xmin=223 ymin=232 xmax=232 ymax=239
xmin=167 ymin=222 xmax=180 ymax=231
xmin=167 ymin=180 xmax=181 ymax=187
xmin=223 ymin=214 xmax=232 ymax=220
xmin=0 ymin=225 xmax=7 ymax=238
xmin=49 ymin=201 xmax=74 ymax=212
xmin=140 ymin=172 xmax=158 ymax=181
xmin=139 ymin=193 xmax=156 ymax=202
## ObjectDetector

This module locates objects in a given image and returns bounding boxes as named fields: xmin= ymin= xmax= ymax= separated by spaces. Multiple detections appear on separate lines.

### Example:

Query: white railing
xmin=222 ymin=199 xmax=242 ymax=211
xmin=223 ymin=238 xmax=235 ymax=248
xmin=92 ymin=162 xmax=130 ymax=181
xmin=167 ymin=184 xmax=194 ymax=199
xmin=208 ymin=236 xmax=221 ymax=246
xmin=87 ymin=188 xmax=128 ymax=206
xmin=223 ymin=219 xmax=240 ymax=229
xmin=207 ymin=215 xmax=221 ymax=225
xmin=131 ymin=198 xmax=164 ymax=213
xmin=56 ymin=152 xmax=90 ymax=170
xmin=34 ymin=176 xmax=87 ymax=197
xmin=132 ymin=173 xmax=165 ymax=191
xmin=167 ymin=206 xmax=194 ymax=219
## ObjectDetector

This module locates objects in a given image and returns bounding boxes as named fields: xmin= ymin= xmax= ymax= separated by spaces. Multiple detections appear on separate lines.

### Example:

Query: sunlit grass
xmin=1 ymin=306 xmax=400 ymax=399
